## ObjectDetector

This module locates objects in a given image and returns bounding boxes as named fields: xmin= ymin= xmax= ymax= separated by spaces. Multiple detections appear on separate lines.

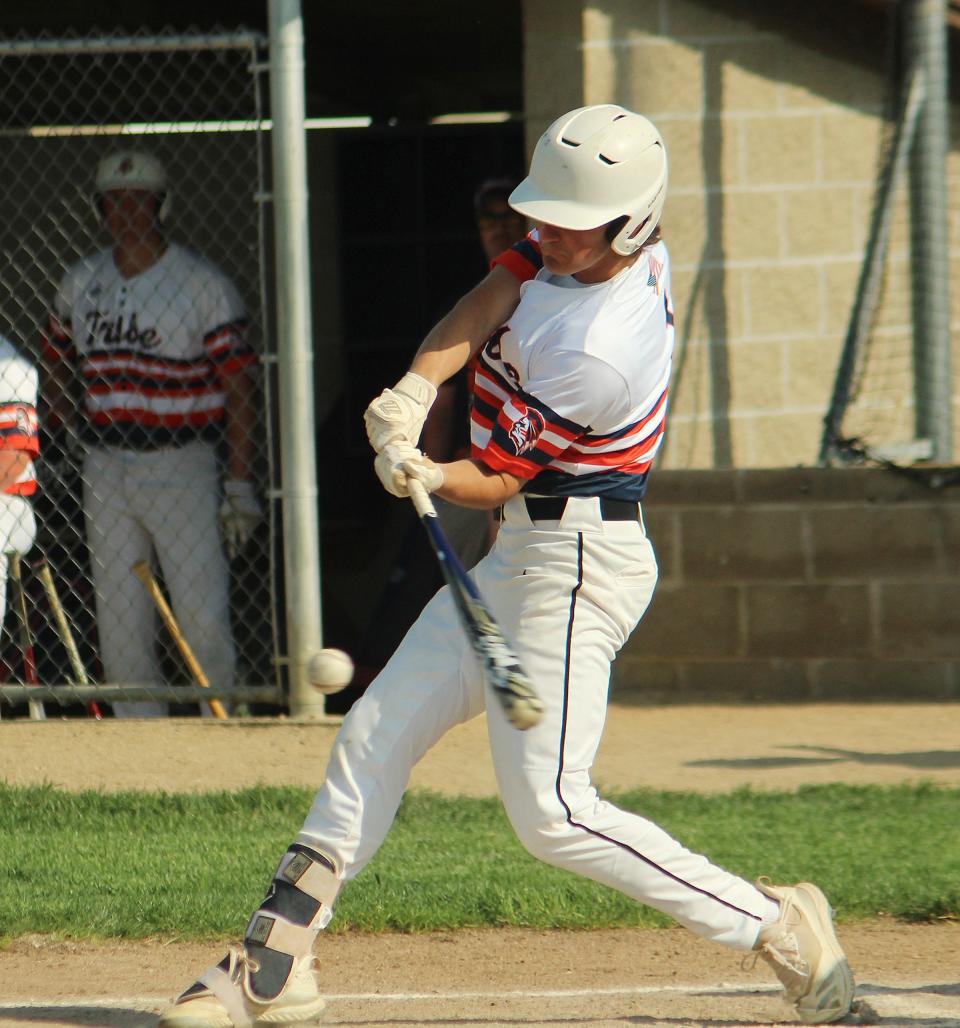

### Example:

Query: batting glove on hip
xmin=364 ymin=371 xmax=437 ymax=452
xmin=219 ymin=479 xmax=264 ymax=560
xmin=374 ymin=442 xmax=444 ymax=498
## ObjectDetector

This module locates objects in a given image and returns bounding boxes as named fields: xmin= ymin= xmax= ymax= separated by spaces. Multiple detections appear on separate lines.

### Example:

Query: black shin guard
xmin=243 ymin=844 xmax=340 ymax=1002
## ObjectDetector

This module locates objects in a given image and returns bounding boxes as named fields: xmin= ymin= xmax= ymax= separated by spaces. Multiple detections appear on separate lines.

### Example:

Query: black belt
xmin=521 ymin=496 xmax=640 ymax=522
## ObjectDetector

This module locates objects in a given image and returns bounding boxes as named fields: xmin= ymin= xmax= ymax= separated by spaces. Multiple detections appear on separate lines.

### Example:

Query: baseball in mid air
xmin=307 ymin=648 xmax=355 ymax=694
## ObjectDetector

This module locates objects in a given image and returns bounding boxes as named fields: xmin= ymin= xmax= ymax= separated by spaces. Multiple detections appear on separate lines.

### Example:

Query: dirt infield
xmin=0 ymin=702 xmax=957 ymax=1026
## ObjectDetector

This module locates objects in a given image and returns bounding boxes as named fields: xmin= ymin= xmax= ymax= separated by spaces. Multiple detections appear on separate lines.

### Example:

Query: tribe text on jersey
xmin=45 ymin=243 xmax=254 ymax=447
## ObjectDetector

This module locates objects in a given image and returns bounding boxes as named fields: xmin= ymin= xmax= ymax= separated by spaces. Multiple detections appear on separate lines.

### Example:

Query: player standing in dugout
xmin=160 ymin=106 xmax=856 ymax=1027
xmin=42 ymin=151 xmax=262 ymax=718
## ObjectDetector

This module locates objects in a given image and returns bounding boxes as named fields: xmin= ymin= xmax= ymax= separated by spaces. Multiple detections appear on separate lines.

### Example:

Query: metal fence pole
xmin=269 ymin=0 xmax=325 ymax=716
xmin=908 ymin=0 xmax=952 ymax=461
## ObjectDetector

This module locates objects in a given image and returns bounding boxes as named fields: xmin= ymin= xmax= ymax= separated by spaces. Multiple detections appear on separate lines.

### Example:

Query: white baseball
xmin=307 ymin=648 xmax=355 ymax=694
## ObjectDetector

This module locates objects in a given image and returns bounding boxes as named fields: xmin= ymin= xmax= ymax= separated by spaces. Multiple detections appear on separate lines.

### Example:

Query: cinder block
xmin=807 ymin=507 xmax=944 ymax=579
xmin=680 ymin=658 xmax=811 ymax=701
xmin=644 ymin=470 xmax=740 ymax=506
xmin=656 ymin=418 xmax=719 ymax=471
xmin=745 ymin=583 xmax=872 ymax=657
xmin=780 ymin=48 xmax=886 ymax=110
xmin=742 ymin=116 xmax=818 ymax=185
xmin=782 ymin=187 xmax=859 ymax=258
xmin=583 ymin=0 xmax=661 ymax=37
xmin=680 ymin=507 xmax=806 ymax=580
xmin=670 ymin=264 xmax=748 ymax=341
xmin=642 ymin=508 xmax=678 ymax=581
xmin=665 ymin=0 xmax=764 ymax=37
xmin=821 ymin=110 xmax=884 ymax=183
xmin=609 ymin=658 xmax=681 ymax=702
xmin=661 ymin=339 xmax=712 ymax=420
xmin=939 ymin=508 xmax=960 ymax=576
xmin=626 ymin=40 xmax=705 ymax=115
xmin=741 ymin=412 xmax=823 ymax=469
xmin=722 ymin=191 xmax=782 ymax=261
xmin=811 ymin=659 xmax=955 ymax=700
xmin=785 ymin=337 xmax=842 ymax=410
xmin=745 ymin=263 xmax=821 ymax=336
xmin=708 ymin=41 xmax=785 ymax=112
xmin=736 ymin=467 xmax=940 ymax=505
xmin=728 ymin=339 xmax=786 ymax=412
xmin=877 ymin=583 xmax=960 ymax=658
xmin=632 ymin=584 xmax=742 ymax=658
xmin=659 ymin=117 xmax=739 ymax=190
xmin=822 ymin=259 xmax=863 ymax=335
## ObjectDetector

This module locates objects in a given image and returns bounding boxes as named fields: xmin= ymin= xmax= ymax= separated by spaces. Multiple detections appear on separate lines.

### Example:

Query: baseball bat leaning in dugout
xmin=34 ymin=559 xmax=103 ymax=720
xmin=406 ymin=479 xmax=544 ymax=731
xmin=131 ymin=560 xmax=228 ymax=720
xmin=8 ymin=553 xmax=45 ymax=720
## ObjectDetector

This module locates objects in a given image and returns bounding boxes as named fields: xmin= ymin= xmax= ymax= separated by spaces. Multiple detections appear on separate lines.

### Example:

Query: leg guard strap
xmin=243 ymin=844 xmax=340 ymax=1002
xmin=198 ymin=953 xmax=255 ymax=1028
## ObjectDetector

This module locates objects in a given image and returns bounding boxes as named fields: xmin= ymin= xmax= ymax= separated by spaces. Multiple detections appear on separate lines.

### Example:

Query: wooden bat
xmin=9 ymin=554 xmax=45 ymax=720
xmin=34 ymin=559 xmax=103 ymax=720
xmin=131 ymin=560 xmax=228 ymax=720
xmin=406 ymin=480 xmax=543 ymax=731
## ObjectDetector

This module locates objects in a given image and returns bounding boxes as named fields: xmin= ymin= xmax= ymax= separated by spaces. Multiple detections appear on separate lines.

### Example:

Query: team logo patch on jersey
xmin=507 ymin=405 xmax=545 ymax=456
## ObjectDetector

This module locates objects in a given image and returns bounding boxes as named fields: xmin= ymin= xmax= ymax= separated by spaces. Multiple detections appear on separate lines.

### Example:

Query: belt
xmin=521 ymin=496 xmax=640 ymax=522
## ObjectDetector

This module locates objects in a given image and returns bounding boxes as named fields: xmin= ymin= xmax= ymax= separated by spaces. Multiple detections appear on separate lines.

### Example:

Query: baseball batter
xmin=0 ymin=333 xmax=38 ymax=629
xmin=43 ymin=151 xmax=261 ymax=717
xmin=160 ymin=107 xmax=855 ymax=1027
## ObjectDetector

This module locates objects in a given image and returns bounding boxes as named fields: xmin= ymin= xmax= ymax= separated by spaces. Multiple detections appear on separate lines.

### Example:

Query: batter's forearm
xmin=433 ymin=457 xmax=523 ymax=510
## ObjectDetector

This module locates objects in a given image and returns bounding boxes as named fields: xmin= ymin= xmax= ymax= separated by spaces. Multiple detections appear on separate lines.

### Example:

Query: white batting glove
xmin=364 ymin=371 xmax=437 ymax=453
xmin=219 ymin=479 xmax=264 ymax=560
xmin=374 ymin=442 xmax=444 ymax=498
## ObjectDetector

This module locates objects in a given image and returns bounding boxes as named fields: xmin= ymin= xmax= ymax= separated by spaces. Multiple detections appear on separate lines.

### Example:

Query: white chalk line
xmin=0 ymin=979 xmax=953 ymax=1009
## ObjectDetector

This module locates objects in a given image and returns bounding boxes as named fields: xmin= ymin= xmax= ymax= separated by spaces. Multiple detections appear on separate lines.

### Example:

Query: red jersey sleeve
xmin=491 ymin=232 xmax=543 ymax=283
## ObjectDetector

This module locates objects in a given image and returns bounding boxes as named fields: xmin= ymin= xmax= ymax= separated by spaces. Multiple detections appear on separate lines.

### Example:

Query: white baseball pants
xmin=83 ymin=442 xmax=235 ymax=718
xmin=0 ymin=495 xmax=36 ymax=622
xmin=297 ymin=493 xmax=774 ymax=950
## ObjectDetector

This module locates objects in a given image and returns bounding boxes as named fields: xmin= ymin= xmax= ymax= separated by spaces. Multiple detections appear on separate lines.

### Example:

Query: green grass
xmin=0 ymin=783 xmax=956 ymax=941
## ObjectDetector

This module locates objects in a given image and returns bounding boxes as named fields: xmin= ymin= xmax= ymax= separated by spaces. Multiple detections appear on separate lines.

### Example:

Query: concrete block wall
xmin=611 ymin=467 xmax=960 ymax=702
xmin=521 ymin=0 xmax=960 ymax=470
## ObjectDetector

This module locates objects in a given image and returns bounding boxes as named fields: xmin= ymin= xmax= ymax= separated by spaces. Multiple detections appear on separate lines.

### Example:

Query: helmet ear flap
xmin=611 ymin=213 xmax=655 ymax=256
xmin=89 ymin=190 xmax=171 ymax=226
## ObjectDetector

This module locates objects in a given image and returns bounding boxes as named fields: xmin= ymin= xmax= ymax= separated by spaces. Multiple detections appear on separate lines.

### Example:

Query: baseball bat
xmin=406 ymin=479 xmax=543 ymax=731
xmin=34 ymin=559 xmax=103 ymax=720
xmin=9 ymin=554 xmax=45 ymax=720
xmin=131 ymin=560 xmax=228 ymax=721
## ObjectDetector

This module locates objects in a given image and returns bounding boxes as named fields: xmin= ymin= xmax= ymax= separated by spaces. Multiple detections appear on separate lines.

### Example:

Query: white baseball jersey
xmin=0 ymin=334 xmax=39 ymax=495
xmin=44 ymin=242 xmax=254 ymax=448
xmin=473 ymin=233 xmax=673 ymax=498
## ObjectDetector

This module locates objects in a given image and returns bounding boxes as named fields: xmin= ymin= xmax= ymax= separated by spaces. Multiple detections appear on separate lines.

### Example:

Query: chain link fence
xmin=0 ymin=28 xmax=286 ymax=717
xmin=819 ymin=0 xmax=954 ymax=472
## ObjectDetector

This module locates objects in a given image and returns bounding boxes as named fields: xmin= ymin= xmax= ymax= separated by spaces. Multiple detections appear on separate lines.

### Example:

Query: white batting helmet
xmin=508 ymin=105 xmax=667 ymax=256
xmin=93 ymin=150 xmax=171 ymax=223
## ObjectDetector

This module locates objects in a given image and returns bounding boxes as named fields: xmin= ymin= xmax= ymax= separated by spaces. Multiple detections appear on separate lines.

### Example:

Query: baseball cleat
xmin=753 ymin=879 xmax=855 ymax=1024
xmin=158 ymin=948 xmax=325 ymax=1028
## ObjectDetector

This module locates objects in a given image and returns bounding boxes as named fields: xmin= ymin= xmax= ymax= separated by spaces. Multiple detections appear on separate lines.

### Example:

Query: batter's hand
xmin=219 ymin=479 xmax=263 ymax=560
xmin=364 ymin=372 xmax=437 ymax=453
xmin=374 ymin=442 xmax=444 ymax=498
